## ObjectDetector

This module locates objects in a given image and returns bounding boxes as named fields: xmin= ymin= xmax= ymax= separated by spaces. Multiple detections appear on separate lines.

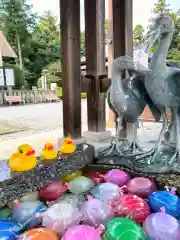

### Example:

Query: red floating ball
xmin=39 ymin=180 xmax=67 ymax=201
xmin=110 ymin=194 xmax=150 ymax=224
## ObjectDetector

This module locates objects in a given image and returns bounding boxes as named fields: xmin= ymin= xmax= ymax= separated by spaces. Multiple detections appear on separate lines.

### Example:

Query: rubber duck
xmin=9 ymin=144 xmax=37 ymax=172
xmin=40 ymin=142 xmax=58 ymax=163
xmin=60 ymin=137 xmax=76 ymax=154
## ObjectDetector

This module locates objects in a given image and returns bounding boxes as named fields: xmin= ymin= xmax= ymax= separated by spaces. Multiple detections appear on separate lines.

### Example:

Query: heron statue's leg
xmin=168 ymin=108 xmax=180 ymax=171
xmin=135 ymin=108 xmax=168 ymax=163
xmin=121 ymin=121 xmax=145 ymax=157
xmin=105 ymin=117 xmax=124 ymax=156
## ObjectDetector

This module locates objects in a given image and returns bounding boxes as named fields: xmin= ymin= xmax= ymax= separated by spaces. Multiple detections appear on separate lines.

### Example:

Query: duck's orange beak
xmin=47 ymin=145 xmax=53 ymax=150
xmin=66 ymin=140 xmax=72 ymax=144
xmin=26 ymin=149 xmax=35 ymax=156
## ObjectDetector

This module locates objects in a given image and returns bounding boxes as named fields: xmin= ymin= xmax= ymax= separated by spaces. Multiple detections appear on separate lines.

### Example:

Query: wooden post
xmin=112 ymin=0 xmax=133 ymax=137
xmin=84 ymin=0 xmax=107 ymax=132
xmin=60 ymin=0 xmax=81 ymax=138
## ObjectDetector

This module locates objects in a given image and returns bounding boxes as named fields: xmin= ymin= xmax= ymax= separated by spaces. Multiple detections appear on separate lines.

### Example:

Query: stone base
xmin=83 ymin=130 xmax=111 ymax=142
xmin=83 ymin=131 xmax=112 ymax=157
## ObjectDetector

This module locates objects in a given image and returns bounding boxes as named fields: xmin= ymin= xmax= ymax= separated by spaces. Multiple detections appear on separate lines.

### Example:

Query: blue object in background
xmin=0 ymin=220 xmax=21 ymax=240
xmin=12 ymin=201 xmax=47 ymax=230
xmin=148 ymin=191 xmax=180 ymax=218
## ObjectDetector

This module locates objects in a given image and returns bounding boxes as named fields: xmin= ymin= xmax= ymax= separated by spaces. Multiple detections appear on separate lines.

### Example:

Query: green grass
xmin=0 ymin=121 xmax=27 ymax=135
xmin=57 ymin=87 xmax=87 ymax=99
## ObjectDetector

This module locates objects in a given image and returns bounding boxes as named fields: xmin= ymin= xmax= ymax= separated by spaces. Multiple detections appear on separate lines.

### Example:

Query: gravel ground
xmin=0 ymin=100 xmax=110 ymax=141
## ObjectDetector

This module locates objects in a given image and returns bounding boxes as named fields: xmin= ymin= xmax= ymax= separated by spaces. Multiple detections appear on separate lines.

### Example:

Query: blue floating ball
xmin=0 ymin=220 xmax=21 ymax=239
xmin=12 ymin=201 xmax=47 ymax=230
xmin=148 ymin=191 xmax=180 ymax=218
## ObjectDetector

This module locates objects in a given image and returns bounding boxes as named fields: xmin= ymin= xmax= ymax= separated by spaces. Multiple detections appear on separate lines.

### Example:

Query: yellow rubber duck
xmin=9 ymin=144 xmax=37 ymax=172
xmin=40 ymin=142 xmax=58 ymax=161
xmin=60 ymin=137 xmax=76 ymax=154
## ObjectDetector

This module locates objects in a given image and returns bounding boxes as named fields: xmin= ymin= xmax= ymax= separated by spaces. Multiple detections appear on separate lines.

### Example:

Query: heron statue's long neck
xmin=150 ymin=31 xmax=173 ymax=70
xmin=111 ymin=68 xmax=125 ymax=96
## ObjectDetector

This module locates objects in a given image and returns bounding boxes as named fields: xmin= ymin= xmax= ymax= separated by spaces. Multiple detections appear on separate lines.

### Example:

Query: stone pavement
xmin=0 ymin=122 xmax=161 ymax=161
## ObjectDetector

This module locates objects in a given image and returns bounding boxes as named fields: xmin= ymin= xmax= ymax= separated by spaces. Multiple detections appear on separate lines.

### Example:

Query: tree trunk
xmin=16 ymin=32 xmax=23 ymax=70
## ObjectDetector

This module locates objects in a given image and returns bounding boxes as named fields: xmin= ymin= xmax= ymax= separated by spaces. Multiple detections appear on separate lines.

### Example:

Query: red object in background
xmin=127 ymin=177 xmax=157 ymax=198
xmin=110 ymin=194 xmax=150 ymax=224
xmin=86 ymin=172 xmax=105 ymax=185
xmin=39 ymin=180 xmax=67 ymax=201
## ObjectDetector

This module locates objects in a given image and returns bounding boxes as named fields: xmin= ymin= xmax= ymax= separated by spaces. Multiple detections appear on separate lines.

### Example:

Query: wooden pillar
xmin=112 ymin=0 xmax=133 ymax=137
xmin=84 ymin=0 xmax=106 ymax=132
xmin=60 ymin=0 xmax=81 ymax=138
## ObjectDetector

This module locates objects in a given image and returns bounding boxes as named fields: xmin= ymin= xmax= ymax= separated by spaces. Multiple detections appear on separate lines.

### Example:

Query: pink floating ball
xmin=81 ymin=198 xmax=113 ymax=227
xmin=39 ymin=180 xmax=67 ymax=201
xmin=104 ymin=169 xmax=130 ymax=186
xmin=127 ymin=177 xmax=156 ymax=198
xmin=143 ymin=212 xmax=180 ymax=240
xmin=86 ymin=172 xmax=105 ymax=185
xmin=62 ymin=225 xmax=101 ymax=240
xmin=110 ymin=194 xmax=150 ymax=224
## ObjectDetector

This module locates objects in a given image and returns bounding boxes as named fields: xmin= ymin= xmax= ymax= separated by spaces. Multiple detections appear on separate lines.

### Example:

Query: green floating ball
xmin=102 ymin=217 xmax=148 ymax=240
xmin=0 ymin=207 xmax=12 ymax=220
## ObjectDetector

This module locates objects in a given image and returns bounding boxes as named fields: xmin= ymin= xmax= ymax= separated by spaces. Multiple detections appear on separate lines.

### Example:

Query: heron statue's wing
xmin=133 ymin=72 xmax=162 ymax=122
xmin=168 ymin=69 xmax=180 ymax=97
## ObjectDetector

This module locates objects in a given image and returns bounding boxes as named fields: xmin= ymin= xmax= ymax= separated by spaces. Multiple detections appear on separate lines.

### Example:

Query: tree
xmin=148 ymin=0 xmax=180 ymax=62
xmin=133 ymin=24 xmax=144 ymax=45
xmin=152 ymin=0 xmax=171 ymax=16
xmin=1 ymin=0 xmax=37 ymax=70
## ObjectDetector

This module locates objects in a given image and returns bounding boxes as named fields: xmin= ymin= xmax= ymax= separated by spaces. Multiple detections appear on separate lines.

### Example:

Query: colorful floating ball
xmin=148 ymin=191 xmax=180 ymax=218
xmin=110 ymin=194 xmax=150 ymax=224
xmin=39 ymin=180 xmax=67 ymax=201
xmin=143 ymin=212 xmax=180 ymax=240
xmin=42 ymin=201 xmax=81 ymax=234
xmin=12 ymin=201 xmax=47 ymax=229
xmin=19 ymin=228 xmax=59 ymax=240
xmin=67 ymin=176 xmax=94 ymax=194
xmin=0 ymin=220 xmax=21 ymax=240
xmin=62 ymin=225 xmax=101 ymax=240
xmin=91 ymin=183 xmax=120 ymax=203
xmin=56 ymin=193 xmax=86 ymax=207
xmin=61 ymin=170 xmax=82 ymax=183
xmin=81 ymin=198 xmax=113 ymax=227
xmin=104 ymin=169 xmax=130 ymax=187
xmin=127 ymin=177 xmax=156 ymax=198
xmin=86 ymin=172 xmax=105 ymax=185
xmin=102 ymin=217 xmax=148 ymax=240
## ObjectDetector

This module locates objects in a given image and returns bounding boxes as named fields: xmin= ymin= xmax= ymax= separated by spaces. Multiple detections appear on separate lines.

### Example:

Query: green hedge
xmin=57 ymin=87 xmax=87 ymax=99
xmin=0 ymin=64 xmax=24 ymax=88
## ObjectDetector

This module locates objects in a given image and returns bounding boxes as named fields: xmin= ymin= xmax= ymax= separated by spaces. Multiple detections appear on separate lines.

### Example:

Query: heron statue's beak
xmin=144 ymin=24 xmax=161 ymax=52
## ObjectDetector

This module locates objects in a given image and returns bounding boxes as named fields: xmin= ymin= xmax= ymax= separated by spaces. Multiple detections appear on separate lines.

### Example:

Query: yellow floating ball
xmin=61 ymin=170 xmax=82 ymax=183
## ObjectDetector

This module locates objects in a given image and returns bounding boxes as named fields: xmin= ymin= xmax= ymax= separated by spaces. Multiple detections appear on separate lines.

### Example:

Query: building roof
xmin=0 ymin=31 xmax=17 ymax=58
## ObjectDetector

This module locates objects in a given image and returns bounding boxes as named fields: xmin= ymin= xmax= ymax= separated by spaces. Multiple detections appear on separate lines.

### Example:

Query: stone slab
xmin=83 ymin=130 xmax=111 ymax=142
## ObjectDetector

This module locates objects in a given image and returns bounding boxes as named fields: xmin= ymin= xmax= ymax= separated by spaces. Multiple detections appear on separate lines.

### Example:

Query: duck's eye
xmin=19 ymin=149 xmax=23 ymax=153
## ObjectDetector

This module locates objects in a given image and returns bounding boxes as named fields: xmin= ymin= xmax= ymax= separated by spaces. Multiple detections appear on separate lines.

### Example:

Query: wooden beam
xmin=60 ymin=0 xmax=81 ymax=138
xmin=112 ymin=0 xmax=133 ymax=137
xmin=84 ymin=0 xmax=107 ymax=132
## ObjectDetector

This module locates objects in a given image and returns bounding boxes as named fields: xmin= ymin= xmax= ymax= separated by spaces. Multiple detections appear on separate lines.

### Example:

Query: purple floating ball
xmin=104 ymin=169 xmax=130 ymax=186
xmin=143 ymin=212 xmax=180 ymax=240
xmin=127 ymin=177 xmax=156 ymax=198
xmin=81 ymin=198 xmax=113 ymax=227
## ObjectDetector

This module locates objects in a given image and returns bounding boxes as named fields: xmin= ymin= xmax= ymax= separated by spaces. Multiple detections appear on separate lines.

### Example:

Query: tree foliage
xmin=133 ymin=24 xmax=144 ymax=46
